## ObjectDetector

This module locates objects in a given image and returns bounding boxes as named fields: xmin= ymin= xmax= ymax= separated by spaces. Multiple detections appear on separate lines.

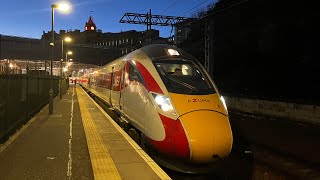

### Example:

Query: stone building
xmin=41 ymin=15 xmax=163 ymax=57
xmin=1 ymin=15 xmax=170 ymax=66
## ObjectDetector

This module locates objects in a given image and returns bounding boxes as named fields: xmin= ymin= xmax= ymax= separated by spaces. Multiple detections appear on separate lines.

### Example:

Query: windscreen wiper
xmin=157 ymin=64 xmax=198 ymax=91
xmin=166 ymin=75 xmax=198 ymax=91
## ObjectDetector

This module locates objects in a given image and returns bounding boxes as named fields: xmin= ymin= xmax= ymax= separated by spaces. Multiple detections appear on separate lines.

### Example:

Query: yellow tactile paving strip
xmin=77 ymin=88 xmax=122 ymax=180
xmin=79 ymin=87 xmax=172 ymax=180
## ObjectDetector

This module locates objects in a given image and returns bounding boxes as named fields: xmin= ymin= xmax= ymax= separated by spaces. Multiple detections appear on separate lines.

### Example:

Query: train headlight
xmin=167 ymin=48 xmax=180 ymax=56
xmin=152 ymin=93 xmax=173 ymax=112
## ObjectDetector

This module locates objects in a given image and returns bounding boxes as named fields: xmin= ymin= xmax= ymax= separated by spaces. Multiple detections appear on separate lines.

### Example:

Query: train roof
xmin=139 ymin=44 xmax=196 ymax=61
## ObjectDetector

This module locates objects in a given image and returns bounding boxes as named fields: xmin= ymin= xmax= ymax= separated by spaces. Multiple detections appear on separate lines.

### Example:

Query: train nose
xmin=179 ymin=110 xmax=233 ymax=163
xmin=170 ymin=118 xmax=191 ymax=160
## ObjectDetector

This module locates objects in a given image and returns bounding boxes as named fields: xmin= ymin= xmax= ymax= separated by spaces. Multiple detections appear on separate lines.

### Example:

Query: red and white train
xmin=79 ymin=44 xmax=233 ymax=172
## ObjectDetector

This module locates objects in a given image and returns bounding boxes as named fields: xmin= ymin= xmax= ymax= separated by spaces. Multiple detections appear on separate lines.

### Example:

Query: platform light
xmin=64 ymin=37 xmax=72 ymax=42
xmin=56 ymin=1 xmax=71 ymax=13
xmin=167 ymin=48 xmax=180 ymax=56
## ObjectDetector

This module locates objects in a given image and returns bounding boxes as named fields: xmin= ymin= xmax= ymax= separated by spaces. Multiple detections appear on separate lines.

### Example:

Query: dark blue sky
xmin=0 ymin=0 xmax=214 ymax=39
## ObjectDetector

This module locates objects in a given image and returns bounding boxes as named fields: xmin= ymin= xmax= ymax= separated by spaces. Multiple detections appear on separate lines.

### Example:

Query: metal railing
xmin=0 ymin=75 xmax=65 ymax=142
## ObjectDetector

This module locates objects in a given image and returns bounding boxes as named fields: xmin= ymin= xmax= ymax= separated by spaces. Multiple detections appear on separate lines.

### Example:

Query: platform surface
xmin=0 ymin=85 xmax=171 ymax=180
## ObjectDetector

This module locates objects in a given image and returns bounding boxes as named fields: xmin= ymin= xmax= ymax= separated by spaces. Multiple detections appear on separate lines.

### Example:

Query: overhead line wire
xmin=180 ymin=0 xmax=209 ymax=16
xmin=153 ymin=0 xmax=212 ymax=37
xmin=189 ymin=0 xmax=248 ymax=24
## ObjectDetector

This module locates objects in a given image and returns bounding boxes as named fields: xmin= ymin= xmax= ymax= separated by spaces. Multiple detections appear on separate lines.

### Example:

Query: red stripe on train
xmin=171 ymin=118 xmax=190 ymax=160
xmin=149 ymin=114 xmax=190 ymax=160
xmin=134 ymin=61 xmax=163 ymax=94
xmin=149 ymin=114 xmax=174 ymax=155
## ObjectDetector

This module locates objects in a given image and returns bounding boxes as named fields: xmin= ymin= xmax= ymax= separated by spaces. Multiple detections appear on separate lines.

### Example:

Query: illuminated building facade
xmin=41 ymin=15 xmax=162 ymax=56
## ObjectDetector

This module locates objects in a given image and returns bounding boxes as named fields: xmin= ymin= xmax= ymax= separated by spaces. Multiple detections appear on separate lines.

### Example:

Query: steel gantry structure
xmin=120 ymin=11 xmax=192 ymax=27
xmin=120 ymin=10 xmax=193 ymax=44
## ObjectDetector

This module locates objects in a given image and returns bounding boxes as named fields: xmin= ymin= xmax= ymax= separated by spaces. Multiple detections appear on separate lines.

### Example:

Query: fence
xmin=0 ymin=75 xmax=62 ymax=142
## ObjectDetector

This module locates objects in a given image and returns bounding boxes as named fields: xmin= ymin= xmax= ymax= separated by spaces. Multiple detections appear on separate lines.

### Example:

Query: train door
xmin=119 ymin=65 xmax=126 ymax=111
xmin=111 ymin=66 xmax=122 ymax=110
xmin=121 ymin=62 xmax=147 ymax=133
xmin=109 ymin=67 xmax=114 ymax=106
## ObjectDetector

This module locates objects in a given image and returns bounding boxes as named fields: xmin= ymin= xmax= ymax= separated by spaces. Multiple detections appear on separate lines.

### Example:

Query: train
xmin=79 ymin=44 xmax=233 ymax=173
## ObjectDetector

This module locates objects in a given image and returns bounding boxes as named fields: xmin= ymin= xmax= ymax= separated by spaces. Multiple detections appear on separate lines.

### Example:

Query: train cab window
xmin=157 ymin=63 xmax=193 ymax=76
xmin=129 ymin=63 xmax=145 ymax=86
xmin=155 ymin=60 xmax=215 ymax=95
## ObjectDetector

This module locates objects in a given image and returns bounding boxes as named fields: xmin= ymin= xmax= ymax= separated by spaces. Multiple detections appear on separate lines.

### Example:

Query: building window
xmin=126 ymin=38 xmax=129 ymax=43
xmin=119 ymin=40 xmax=121 ymax=45
xmin=131 ymin=39 xmax=133 ymax=44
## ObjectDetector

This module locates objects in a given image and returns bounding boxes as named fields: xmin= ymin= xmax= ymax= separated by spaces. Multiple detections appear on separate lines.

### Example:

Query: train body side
xmin=80 ymin=50 xmax=169 ymax=142
xmin=79 ymin=44 xmax=233 ymax=165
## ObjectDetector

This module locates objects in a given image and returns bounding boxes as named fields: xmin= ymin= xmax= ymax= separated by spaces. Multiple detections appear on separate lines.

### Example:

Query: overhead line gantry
xmin=119 ymin=9 xmax=194 ymax=44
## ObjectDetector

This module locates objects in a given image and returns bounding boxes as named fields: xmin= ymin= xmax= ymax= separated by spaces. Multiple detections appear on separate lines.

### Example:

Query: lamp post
xmin=49 ymin=2 xmax=71 ymax=114
xmin=60 ymin=37 xmax=72 ymax=99
xmin=65 ymin=52 xmax=73 ymax=78
xmin=66 ymin=51 xmax=73 ymax=62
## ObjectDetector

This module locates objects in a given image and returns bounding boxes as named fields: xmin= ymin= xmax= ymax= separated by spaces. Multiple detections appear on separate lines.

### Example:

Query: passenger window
xmin=129 ymin=63 xmax=145 ymax=85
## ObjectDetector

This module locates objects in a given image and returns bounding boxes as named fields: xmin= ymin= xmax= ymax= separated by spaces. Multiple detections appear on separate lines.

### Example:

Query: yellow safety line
xmin=79 ymin=87 xmax=172 ymax=180
xmin=76 ymin=88 xmax=122 ymax=180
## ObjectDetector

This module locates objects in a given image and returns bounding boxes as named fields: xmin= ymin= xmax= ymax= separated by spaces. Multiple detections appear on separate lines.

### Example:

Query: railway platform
xmin=0 ymin=85 xmax=171 ymax=180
